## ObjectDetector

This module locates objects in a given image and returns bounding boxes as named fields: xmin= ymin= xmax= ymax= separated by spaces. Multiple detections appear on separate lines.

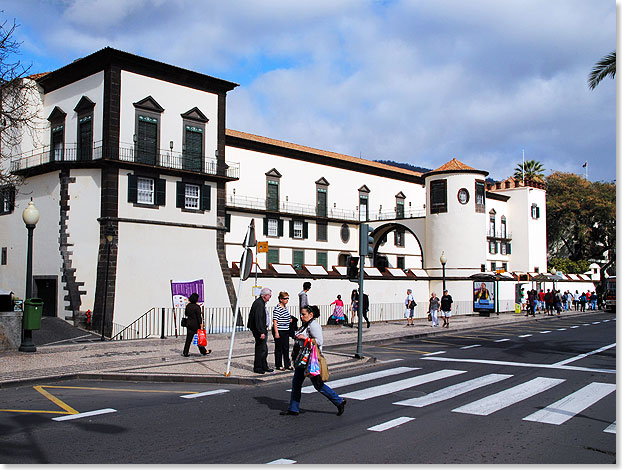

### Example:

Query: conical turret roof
xmin=424 ymin=158 xmax=488 ymax=178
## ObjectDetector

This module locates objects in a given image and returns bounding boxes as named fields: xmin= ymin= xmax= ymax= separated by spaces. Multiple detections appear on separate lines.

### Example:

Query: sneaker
xmin=280 ymin=410 xmax=299 ymax=416
xmin=337 ymin=398 xmax=347 ymax=416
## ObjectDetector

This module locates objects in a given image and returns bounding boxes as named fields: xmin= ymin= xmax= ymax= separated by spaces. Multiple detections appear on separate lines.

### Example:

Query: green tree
xmin=546 ymin=172 xmax=615 ymax=269
xmin=588 ymin=51 xmax=616 ymax=90
xmin=514 ymin=159 xmax=545 ymax=182
xmin=548 ymin=257 xmax=591 ymax=274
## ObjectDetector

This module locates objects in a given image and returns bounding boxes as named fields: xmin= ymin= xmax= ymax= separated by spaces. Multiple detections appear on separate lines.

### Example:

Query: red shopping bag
xmin=197 ymin=329 xmax=208 ymax=347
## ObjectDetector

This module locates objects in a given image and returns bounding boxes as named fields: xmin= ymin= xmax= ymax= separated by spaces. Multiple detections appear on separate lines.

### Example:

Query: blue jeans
xmin=288 ymin=366 xmax=343 ymax=413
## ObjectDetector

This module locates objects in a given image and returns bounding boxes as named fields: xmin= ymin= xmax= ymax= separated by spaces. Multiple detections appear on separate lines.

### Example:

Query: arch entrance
xmin=366 ymin=217 xmax=426 ymax=269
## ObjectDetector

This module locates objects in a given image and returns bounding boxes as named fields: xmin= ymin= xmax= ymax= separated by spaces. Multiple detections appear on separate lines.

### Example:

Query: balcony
xmin=226 ymin=194 xmax=358 ymax=221
xmin=10 ymin=142 xmax=240 ymax=179
xmin=487 ymin=229 xmax=512 ymax=240
xmin=367 ymin=208 xmax=426 ymax=221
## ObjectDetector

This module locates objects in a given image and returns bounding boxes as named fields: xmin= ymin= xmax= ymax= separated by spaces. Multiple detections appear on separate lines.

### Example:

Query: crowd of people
xmin=522 ymin=288 xmax=601 ymax=316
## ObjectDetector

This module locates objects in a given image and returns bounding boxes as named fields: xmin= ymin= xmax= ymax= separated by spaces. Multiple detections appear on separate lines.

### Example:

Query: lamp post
xmin=440 ymin=251 xmax=447 ymax=292
xmin=19 ymin=199 xmax=40 ymax=352
xmin=100 ymin=229 xmax=114 ymax=341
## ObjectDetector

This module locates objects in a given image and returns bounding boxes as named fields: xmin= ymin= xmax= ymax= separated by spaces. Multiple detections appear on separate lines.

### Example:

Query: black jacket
xmin=247 ymin=296 xmax=268 ymax=336
xmin=440 ymin=294 xmax=453 ymax=311
xmin=185 ymin=303 xmax=203 ymax=331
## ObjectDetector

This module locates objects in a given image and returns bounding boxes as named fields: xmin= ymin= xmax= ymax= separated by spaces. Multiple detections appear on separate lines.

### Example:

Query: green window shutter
xmin=7 ymin=187 xmax=15 ymax=212
xmin=128 ymin=174 xmax=138 ymax=203
xmin=293 ymin=250 xmax=305 ymax=269
xmin=303 ymin=221 xmax=309 ymax=239
xmin=176 ymin=182 xmax=185 ymax=208
xmin=155 ymin=178 xmax=166 ymax=206
xmin=225 ymin=213 xmax=231 ymax=232
xmin=536 ymin=207 xmax=540 ymax=218
xmin=200 ymin=184 xmax=211 ymax=211
xmin=507 ymin=243 xmax=512 ymax=255
xmin=289 ymin=220 xmax=294 ymax=238
xmin=263 ymin=217 xmax=268 ymax=236
xmin=317 ymin=251 xmax=328 ymax=269
xmin=278 ymin=219 xmax=284 ymax=237
xmin=267 ymin=248 xmax=279 ymax=264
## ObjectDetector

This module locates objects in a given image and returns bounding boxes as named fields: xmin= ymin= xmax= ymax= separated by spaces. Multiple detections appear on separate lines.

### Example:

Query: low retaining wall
xmin=0 ymin=311 xmax=22 ymax=351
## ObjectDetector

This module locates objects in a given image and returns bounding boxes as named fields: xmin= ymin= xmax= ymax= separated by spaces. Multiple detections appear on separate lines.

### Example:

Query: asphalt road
xmin=0 ymin=311 xmax=615 ymax=464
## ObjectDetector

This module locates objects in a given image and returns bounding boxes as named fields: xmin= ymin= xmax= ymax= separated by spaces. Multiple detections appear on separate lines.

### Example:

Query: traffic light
xmin=347 ymin=256 xmax=359 ymax=281
xmin=359 ymin=223 xmax=374 ymax=256
xmin=518 ymin=274 xmax=529 ymax=282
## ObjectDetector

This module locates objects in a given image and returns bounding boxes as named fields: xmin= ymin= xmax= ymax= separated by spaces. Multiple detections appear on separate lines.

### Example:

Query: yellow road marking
xmin=0 ymin=409 xmax=71 ymax=415
xmin=42 ymin=385 xmax=196 ymax=394
xmin=420 ymin=339 xmax=459 ymax=346
xmin=33 ymin=386 xmax=79 ymax=415
xmin=374 ymin=345 xmax=436 ymax=354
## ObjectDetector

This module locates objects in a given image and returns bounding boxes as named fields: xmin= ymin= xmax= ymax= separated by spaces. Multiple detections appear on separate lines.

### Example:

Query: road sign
xmin=240 ymin=248 xmax=253 ymax=281
xmin=257 ymin=241 xmax=269 ymax=253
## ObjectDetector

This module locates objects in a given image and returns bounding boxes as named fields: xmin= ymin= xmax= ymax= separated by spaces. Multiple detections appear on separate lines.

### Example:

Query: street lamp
xmin=440 ymin=251 xmax=447 ymax=292
xmin=19 ymin=199 xmax=40 ymax=352
xmin=100 ymin=228 xmax=114 ymax=341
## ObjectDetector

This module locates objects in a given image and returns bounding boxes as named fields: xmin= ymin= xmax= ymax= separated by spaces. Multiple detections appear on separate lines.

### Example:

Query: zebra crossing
xmin=294 ymin=366 xmax=615 ymax=432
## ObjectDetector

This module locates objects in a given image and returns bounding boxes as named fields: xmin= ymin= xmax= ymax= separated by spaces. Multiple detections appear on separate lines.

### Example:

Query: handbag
xmin=306 ymin=344 xmax=320 ymax=377
xmin=317 ymin=347 xmax=329 ymax=381
xmin=181 ymin=317 xmax=188 ymax=328
xmin=404 ymin=309 xmax=410 ymax=318
xmin=294 ymin=338 xmax=312 ymax=368
xmin=197 ymin=328 xmax=208 ymax=347
xmin=427 ymin=313 xmax=432 ymax=321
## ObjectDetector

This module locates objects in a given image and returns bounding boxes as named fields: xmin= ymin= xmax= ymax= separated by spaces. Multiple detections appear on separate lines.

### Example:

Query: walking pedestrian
xmin=362 ymin=292 xmax=371 ymax=328
xmin=405 ymin=288 xmax=416 ymax=326
xmin=329 ymin=295 xmax=346 ymax=325
xmin=248 ymin=287 xmax=273 ymax=374
xmin=349 ymin=289 xmax=359 ymax=328
xmin=573 ymin=290 xmax=580 ymax=310
xmin=281 ymin=305 xmax=347 ymax=416
xmin=544 ymin=289 xmax=553 ymax=315
xmin=428 ymin=292 xmax=440 ymax=327
xmin=527 ymin=289 xmax=537 ymax=316
xmin=298 ymin=281 xmax=311 ymax=313
xmin=272 ymin=291 xmax=292 ymax=371
xmin=440 ymin=289 xmax=453 ymax=328
xmin=182 ymin=293 xmax=210 ymax=357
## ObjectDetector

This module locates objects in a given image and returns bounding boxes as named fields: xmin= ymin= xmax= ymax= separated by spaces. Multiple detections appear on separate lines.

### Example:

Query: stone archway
xmin=367 ymin=221 xmax=425 ymax=269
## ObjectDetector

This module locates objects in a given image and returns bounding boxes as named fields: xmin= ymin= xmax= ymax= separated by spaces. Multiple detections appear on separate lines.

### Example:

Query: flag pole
xmin=224 ymin=221 xmax=254 ymax=377
xmin=522 ymin=149 xmax=525 ymax=185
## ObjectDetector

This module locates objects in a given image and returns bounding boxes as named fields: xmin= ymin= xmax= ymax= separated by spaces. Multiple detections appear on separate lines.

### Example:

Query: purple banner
xmin=171 ymin=279 xmax=204 ymax=308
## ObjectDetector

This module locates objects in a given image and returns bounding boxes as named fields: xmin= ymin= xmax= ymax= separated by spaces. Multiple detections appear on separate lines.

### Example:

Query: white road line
xmin=460 ymin=344 xmax=481 ymax=350
xmin=267 ymin=459 xmax=296 ymax=464
xmin=602 ymin=320 xmax=610 ymax=323
xmin=422 ymin=356 xmax=615 ymax=374
xmin=523 ymin=382 xmax=616 ymax=425
xmin=452 ymin=377 xmax=565 ymax=416
xmin=518 ymin=334 xmax=532 ymax=338
xmin=592 ymin=321 xmax=601 ymax=324
xmin=52 ymin=408 xmax=117 ymax=421
xmin=539 ymin=331 xmax=552 ymax=334
xmin=368 ymin=417 xmax=415 ymax=432
xmin=556 ymin=328 xmax=567 ymax=331
xmin=181 ymin=389 xmax=230 ymax=399
xmin=394 ymin=374 xmax=513 ymax=408
xmin=582 ymin=324 xmax=590 ymax=326
xmin=494 ymin=339 xmax=510 ymax=343
xmin=298 ymin=367 xmax=420 ymax=394
xmin=552 ymin=343 xmax=616 ymax=366
xmin=570 ymin=326 xmax=580 ymax=329
xmin=604 ymin=421 xmax=616 ymax=434
xmin=378 ymin=358 xmax=404 ymax=363
xmin=42 ymin=334 xmax=95 ymax=346
xmin=341 ymin=369 xmax=466 ymax=401
xmin=423 ymin=351 xmax=446 ymax=356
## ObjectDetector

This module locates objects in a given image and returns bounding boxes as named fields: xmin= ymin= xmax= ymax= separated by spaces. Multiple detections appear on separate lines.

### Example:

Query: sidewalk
xmin=0 ymin=310 xmax=599 ymax=387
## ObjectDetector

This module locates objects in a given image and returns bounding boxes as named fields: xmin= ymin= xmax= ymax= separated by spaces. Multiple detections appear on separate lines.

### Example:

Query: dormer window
xmin=181 ymin=107 xmax=209 ymax=172
xmin=134 ymin=96 xmax=164 ymax=166
xmin=47 ymin=106 xmax=66 ymax=162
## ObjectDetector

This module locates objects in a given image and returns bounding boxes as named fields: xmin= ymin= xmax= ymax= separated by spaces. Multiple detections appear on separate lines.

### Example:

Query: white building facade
xmin=0 ymin=48 xmax=591 ymax=335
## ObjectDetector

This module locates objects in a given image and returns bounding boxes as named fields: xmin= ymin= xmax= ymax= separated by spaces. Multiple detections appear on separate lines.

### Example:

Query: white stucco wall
xmin=66 ymin=169 xmax=102 ymax=311
xmin=484 ymin=197 xmax=511 ymax=270
xmin=424 ymin=172 xmax=487 ymax=275
xmin=120 ymin=71 xmax=219 ymax=158
xmin=113 ymin=221 xmax=230 ymax=326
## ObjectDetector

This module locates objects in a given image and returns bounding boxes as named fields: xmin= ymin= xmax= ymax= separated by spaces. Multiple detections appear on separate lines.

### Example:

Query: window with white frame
xmin=268 ymin=218 xmax=279 ymax=237
xmin=500 ymin=242 xmax=507 ymax=255
xmin=184 ymin=184 xmax=200 ymax=209
xmin=137 ymin=177 xmax=155 ymax=204
xmin=293 ymin=220 xmax=303 ymax=239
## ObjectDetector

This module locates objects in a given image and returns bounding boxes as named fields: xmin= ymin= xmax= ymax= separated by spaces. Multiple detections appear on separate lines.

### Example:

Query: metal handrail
xmin=226 ymin=194 xmax=359 ymax=220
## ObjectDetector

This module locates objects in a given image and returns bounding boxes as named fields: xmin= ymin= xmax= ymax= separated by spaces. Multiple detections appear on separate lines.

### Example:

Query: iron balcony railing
xmin=108 ymin=299 xmax=508 ymax=341
xmin=10 ymin=142 xmax=240 ymax=179
xmin=486 ymin=229 xmax=512 ymax=240
xmin=226 ymin=194 xmax=359 ymax=221
xmin=367 ymin=208 xmax=426 ymax=221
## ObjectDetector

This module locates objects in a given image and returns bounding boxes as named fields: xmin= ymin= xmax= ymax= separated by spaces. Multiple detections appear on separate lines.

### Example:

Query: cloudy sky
xmin=3 ymin=0 xmax=616 ymax=182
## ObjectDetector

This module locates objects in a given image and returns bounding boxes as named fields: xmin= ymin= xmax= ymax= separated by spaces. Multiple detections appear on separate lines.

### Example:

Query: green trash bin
xmin=23 ymin=298 xmax=43 ymax=330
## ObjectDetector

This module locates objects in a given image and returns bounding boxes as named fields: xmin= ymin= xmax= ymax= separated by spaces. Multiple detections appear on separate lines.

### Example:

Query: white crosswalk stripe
xmin=368 ymin=416 xmax=415 ymax=432
xmin=518 ymin=334 xmax=532 ymax=338
xmin=297 ymin=367 xmax=419 ymax=394
xmin=604 ymin=421 xmax=616 ymax=434
xmin=523 ymin=382 xmax=616 ymax=425
xmin=460 ymin=344 xmax=481 ymax=349
xmin=452 ymin=377 xmax=565 ymax=416
xmin=393 ymin=373 xmax=513 ymax=408
xmin=341 ymin=369 xmax=466 ymax=400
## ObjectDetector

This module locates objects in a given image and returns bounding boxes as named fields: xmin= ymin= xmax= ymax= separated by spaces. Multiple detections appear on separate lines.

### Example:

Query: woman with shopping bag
xmin=281 ymin=305 xmax=346 ymax=416
xmin=182 ymin=293 xmax=211 ymax=357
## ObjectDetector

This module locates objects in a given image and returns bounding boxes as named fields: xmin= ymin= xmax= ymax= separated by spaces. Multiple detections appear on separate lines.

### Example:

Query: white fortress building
xmin=0 ymin=48 xmax=594 ymax=335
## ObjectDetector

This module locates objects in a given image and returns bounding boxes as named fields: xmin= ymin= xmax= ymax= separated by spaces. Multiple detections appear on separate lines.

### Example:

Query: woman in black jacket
xmin=182 ymin=293 xmax=211 ymax=357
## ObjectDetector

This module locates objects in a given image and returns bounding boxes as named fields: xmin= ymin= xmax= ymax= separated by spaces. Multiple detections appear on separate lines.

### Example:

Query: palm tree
xmin=588 ymin=51 xmax=616 ymax=90
xmin=514 ymin=160 xmax=545 ymax=182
